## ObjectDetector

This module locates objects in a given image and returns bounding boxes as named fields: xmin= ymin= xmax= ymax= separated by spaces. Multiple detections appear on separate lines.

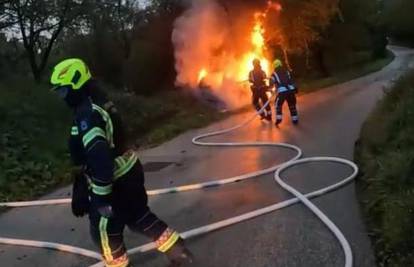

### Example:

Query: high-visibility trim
xmin=119 ymin=157 xmax=126 ymax=166
xmin=278 ymin=86 xmax=288 ymax=93
xmin=157 ymin=230 xmax=180 ymax=253
xmin=272 ymin=72 xmax=295 ymax=93
xmin=93 ymin=104 xmax=114 ymax=148
xmin=99 ymin=217 xmax=113 ymax=262
xmin=88 ymin=103 xmax=138 ymax=180
xmin=71 ymin=126 xmax=79 ymax=136
xmin=82 ymin=127 xmax=106 ymax=147
xmin=114 ymin=151 xmax=138 ymax=179
xmin=273 ymin=73 xmax=281 ymax=85
xmin=105 ymin=253 xmax=129 ymax=267
xmin=91 ymin=183 xmax=112 ymax=196
xmin=114 ymin=158 xmax=124 ymax=169
xmin=272 ymin=73 xmax=287 ymax=93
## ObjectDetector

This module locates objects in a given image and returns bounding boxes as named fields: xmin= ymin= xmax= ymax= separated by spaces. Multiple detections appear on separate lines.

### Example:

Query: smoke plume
xmin=172 ymin=0 xmax=264 ymax=108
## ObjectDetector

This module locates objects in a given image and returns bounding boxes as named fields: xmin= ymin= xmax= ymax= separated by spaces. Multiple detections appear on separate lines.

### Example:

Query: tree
xmin=62 ymin=0 xmax=184 ymax=92
xmin=0 ymin=0 xmax=84 ymax=81
xmin=0 ymin=1 xmax=16 ymax=30
xmin=83 ymin=0 xmax=142 ymax=59
xmin=122 ymin=0 xmax=185 ymax=94
xmin=64 ymin=0 xmax=144 ymax=87
xmin=383 ymin=0 xmax=414 ymax=44
xmin=265 ymin=0 xmax=340 ymax=69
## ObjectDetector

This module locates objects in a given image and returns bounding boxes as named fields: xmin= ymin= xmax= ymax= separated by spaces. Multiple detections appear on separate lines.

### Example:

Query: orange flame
xmin=178 ymin=2 xmax=283 ymax=108
xmin=198 ymin=68 xmax=208 ymax=83
xmin=252 ymin=17 xmax=265 ymax=49
xmin=236 ymin=12 xmax=271 ymax=81
xmin=196 ymin=12 xmax=271 ymax=87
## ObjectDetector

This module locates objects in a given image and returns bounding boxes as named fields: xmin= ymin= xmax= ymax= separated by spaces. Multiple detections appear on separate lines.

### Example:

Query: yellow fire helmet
xmin=273 ymin=59 xmax=283 ymax=69
xmin=50 ymin=58 xmax=92 ymax=90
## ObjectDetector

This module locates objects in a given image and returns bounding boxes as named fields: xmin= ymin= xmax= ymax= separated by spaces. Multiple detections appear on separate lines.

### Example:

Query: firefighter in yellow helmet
xmin=269 ymin=59 xmax=299 ymax=127
xmin=50 ymin=58 xmax=193 ymax=267
xmin=248 ymin=59 xmax=272 ymax=121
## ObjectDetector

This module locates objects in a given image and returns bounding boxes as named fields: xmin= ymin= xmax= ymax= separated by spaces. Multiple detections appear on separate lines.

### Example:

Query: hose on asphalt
xmin=0 ymin=97 xmax=355 ymax=267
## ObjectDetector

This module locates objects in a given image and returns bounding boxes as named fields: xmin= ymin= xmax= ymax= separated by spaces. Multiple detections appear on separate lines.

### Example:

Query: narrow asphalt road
xmin=1 ymin=46 xmax=413 ymax=267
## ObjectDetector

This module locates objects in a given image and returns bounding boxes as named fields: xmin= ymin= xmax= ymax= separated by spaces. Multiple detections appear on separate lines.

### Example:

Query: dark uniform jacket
xmin=269 ymin=68 xmax=296 ymax=93
xmin=249 ymin=68 xmax=267 ymax=90
xmin=69 ymin=81 xmax=137 ymax=206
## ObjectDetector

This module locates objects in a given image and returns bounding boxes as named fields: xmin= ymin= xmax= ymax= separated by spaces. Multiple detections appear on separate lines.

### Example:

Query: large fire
xmin=236 ymin=12 xmax=271 ymax=82
xmin=173 ymin=0 xmax=282 ymax=108
xmin=197 ymin=12 xmax=271 ymax=85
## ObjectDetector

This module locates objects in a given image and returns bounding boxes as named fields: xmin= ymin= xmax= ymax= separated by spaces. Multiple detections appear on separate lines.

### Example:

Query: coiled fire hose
xmin=0 ymin=97 xmax=355 ymax=267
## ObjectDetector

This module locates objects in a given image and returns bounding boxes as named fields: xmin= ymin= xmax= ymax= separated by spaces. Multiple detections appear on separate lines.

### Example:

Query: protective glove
xmin=71 ymin=169 xmax=90 ymax=217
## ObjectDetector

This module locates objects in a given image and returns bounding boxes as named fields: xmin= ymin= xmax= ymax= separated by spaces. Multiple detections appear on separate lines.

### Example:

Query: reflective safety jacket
xmin=69 ymin=83 xmax=137 ymax=200
xmin=270 ymin=69 xmax=296 ymax=93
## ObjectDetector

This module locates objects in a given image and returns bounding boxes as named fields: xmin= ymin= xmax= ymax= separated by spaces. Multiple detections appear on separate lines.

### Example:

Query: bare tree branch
xmin=2 ymin=0 xmax=84 ymax=81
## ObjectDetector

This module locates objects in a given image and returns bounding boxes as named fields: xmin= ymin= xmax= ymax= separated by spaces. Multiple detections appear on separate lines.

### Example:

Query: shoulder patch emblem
xmin=80 ymin=120 xmax=88 ymax=131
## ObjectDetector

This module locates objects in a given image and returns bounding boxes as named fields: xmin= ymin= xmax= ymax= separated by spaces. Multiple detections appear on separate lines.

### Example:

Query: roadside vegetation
xmin=355 ymin=70 xmax=414 ymax=267
xmin=0 ymin=76 xmax=224 ymax=202
xmin=0 ymin=78 xmax=71 ymax=202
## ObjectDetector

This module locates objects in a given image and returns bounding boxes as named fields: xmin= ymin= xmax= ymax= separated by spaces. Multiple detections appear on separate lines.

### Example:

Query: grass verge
xmin=109 ymin=89 xmax=226 ymax=148
xmin=355 ymin=69 xmax=414 ymax=267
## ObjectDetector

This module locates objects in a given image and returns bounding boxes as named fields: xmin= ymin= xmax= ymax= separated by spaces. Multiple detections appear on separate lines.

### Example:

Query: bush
xmin=356 ymin=70 xmax=414 ymax=266
xmin=0 ymin=78 xmax=72 ymax=202
xmin=107 ymin=87 xmax=225 ymax=147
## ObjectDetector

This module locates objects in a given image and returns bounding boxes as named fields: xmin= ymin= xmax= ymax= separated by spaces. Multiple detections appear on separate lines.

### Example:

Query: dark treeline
xmin=383 ymin=0 xmax=414 ymax=46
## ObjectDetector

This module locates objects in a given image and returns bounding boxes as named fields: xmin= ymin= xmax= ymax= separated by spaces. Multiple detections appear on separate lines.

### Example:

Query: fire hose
xmin=0 ymin=98 xmax=355 ymax=267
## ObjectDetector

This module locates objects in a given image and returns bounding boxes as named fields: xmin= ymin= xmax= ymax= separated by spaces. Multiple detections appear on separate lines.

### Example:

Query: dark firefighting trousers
xmin=89 ymin=161 xmax=170 ymax=266
xmin=275 ymin=91 xmax=298 ymax=123
xmin=251 ymin=86 xmax=271 ymax=117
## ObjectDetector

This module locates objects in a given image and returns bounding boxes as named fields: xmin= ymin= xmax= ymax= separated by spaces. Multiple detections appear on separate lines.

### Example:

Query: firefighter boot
xmin=292 ymin=116 xmax=299 ymax=125
xmin=165 ymin=238 xmax=193 ymax=267
xmin=275 ymin=119 xmax=282 ymax=127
